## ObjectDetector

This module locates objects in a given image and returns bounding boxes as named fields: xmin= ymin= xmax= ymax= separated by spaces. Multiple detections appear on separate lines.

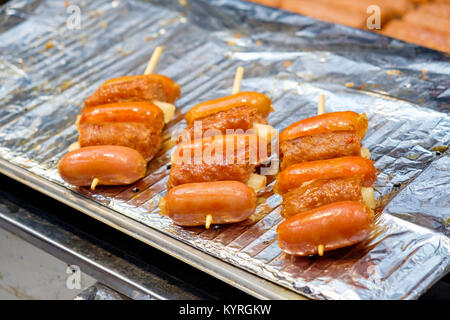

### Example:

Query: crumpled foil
xmin=0 ymin=0 xmax=448 ymax=300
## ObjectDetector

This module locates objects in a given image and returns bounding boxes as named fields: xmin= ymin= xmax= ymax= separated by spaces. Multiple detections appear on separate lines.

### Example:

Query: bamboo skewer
xmin=232 ymin=66 xmax=244 ymax=94
xmin=144 ymin=46 xmax=164 ymax=75
xmin=144 ymin=46 xmax=175 ymax=123
xmin=318 ymin=244 xmax=324 ymax=256
xmin=318 ymin=94 xmax=325 ymax=115
xmin=205 ymin=214 xmax=213 ymax=229
xmin=91 ymin=178 xmax=99 ymax=190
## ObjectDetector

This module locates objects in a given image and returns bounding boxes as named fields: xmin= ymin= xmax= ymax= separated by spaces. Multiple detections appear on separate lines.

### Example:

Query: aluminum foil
xmin=0 ymin=0 xmax=449 ymax=299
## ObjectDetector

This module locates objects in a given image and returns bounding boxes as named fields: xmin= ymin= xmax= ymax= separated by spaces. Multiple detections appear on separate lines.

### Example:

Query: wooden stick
xmin=318 ymin=244 xmax=324 ymax=256
xmin=318 ymin=94 xmax=325 ymax=115
xmin=144 ymin=46 xmax=164 ymax=75
xmin=91 ymin=178 xmax=99 ymax=190
xmin=232 ymin=66 xmax=244 ymax=94
xmin=205 ymin=214 xmax=213 ymax=229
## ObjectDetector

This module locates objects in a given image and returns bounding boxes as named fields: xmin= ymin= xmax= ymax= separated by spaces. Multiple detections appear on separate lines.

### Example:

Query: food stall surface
xmin=0 ymin=0 xmax=448 ymax=299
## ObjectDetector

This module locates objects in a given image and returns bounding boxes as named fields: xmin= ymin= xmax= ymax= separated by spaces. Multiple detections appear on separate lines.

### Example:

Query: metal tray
xmin=0 ymin=0 xmax=448 ymax=299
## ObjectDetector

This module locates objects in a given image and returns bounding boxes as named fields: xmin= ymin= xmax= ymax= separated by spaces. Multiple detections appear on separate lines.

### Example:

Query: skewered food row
xmin=57 ymin=52 xmax=378 ymax=257
xmin=161 ymin=68 xmax=276 ymax=228
xmin=275 ymin=98 xmax=377 ymax=257
xmin=246 ymin=0 xmax=450 ymax=53
xmin=162 ymin=132 xmax=270 ymax=228
xmin=58 ymin=47 xmax=181 ymax=189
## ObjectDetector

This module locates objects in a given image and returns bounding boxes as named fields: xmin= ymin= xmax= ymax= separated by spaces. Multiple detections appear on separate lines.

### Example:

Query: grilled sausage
xmin=275 ymin=156 xmax=377 ymax=195
xmin=172 ymin=133 xmax=269 ymax=166
xmin=281 ymin=177 xmax=365 ymax=218
xmin=280 ymin=131 xmax=363 ymax=170
xmin=180 ymin=92 xmax=273 ymax=141
xmin=83 ymin=74 xmax=180 ymax=110
xmin=79 ymin=101 xmax=164 ymax=131
xmin=277 ymin=201 xmax=374 ymax=256
xmin=168 ymin=134 xmax=268 ymax=189
xmin=185 ymin=92 xmax=273 ymax=126
xmin=58 ymin=145 xmax=147 ymax=187
xmin=78 ymin=102 xmax=165 ymax=161
xmin=160 ymin=181 xmax=256 ymax=227
xmin=279 ymin=111 xmax=368 ymax=143
xmin=279 ymin=111 xmax=368 ymax=168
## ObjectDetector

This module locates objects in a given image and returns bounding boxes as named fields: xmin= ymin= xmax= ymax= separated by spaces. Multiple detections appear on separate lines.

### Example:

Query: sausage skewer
xmin=76 ymin=47 xmax=171 ymax=166
xmin=81 ymin=47 xmax=165 ymax=189
xmin=199 ymin=66 xmax=259 ymax=227
xmin=230 ymin=66 xmax=270 ymax=191
xmin=317 ymin=94 xmax=325 ymax=115
xmin=62 ymin=47 xmax=179 ymax=189
xmin=165 ymin=67 xmax=273 ymax=228
xmin=276 ymin=94 xmax=376 ymax=255
xmin=203 ymin=67 xmax=261 ymax=227
xmin=173 ymin=67 xmax=273 ymax=192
